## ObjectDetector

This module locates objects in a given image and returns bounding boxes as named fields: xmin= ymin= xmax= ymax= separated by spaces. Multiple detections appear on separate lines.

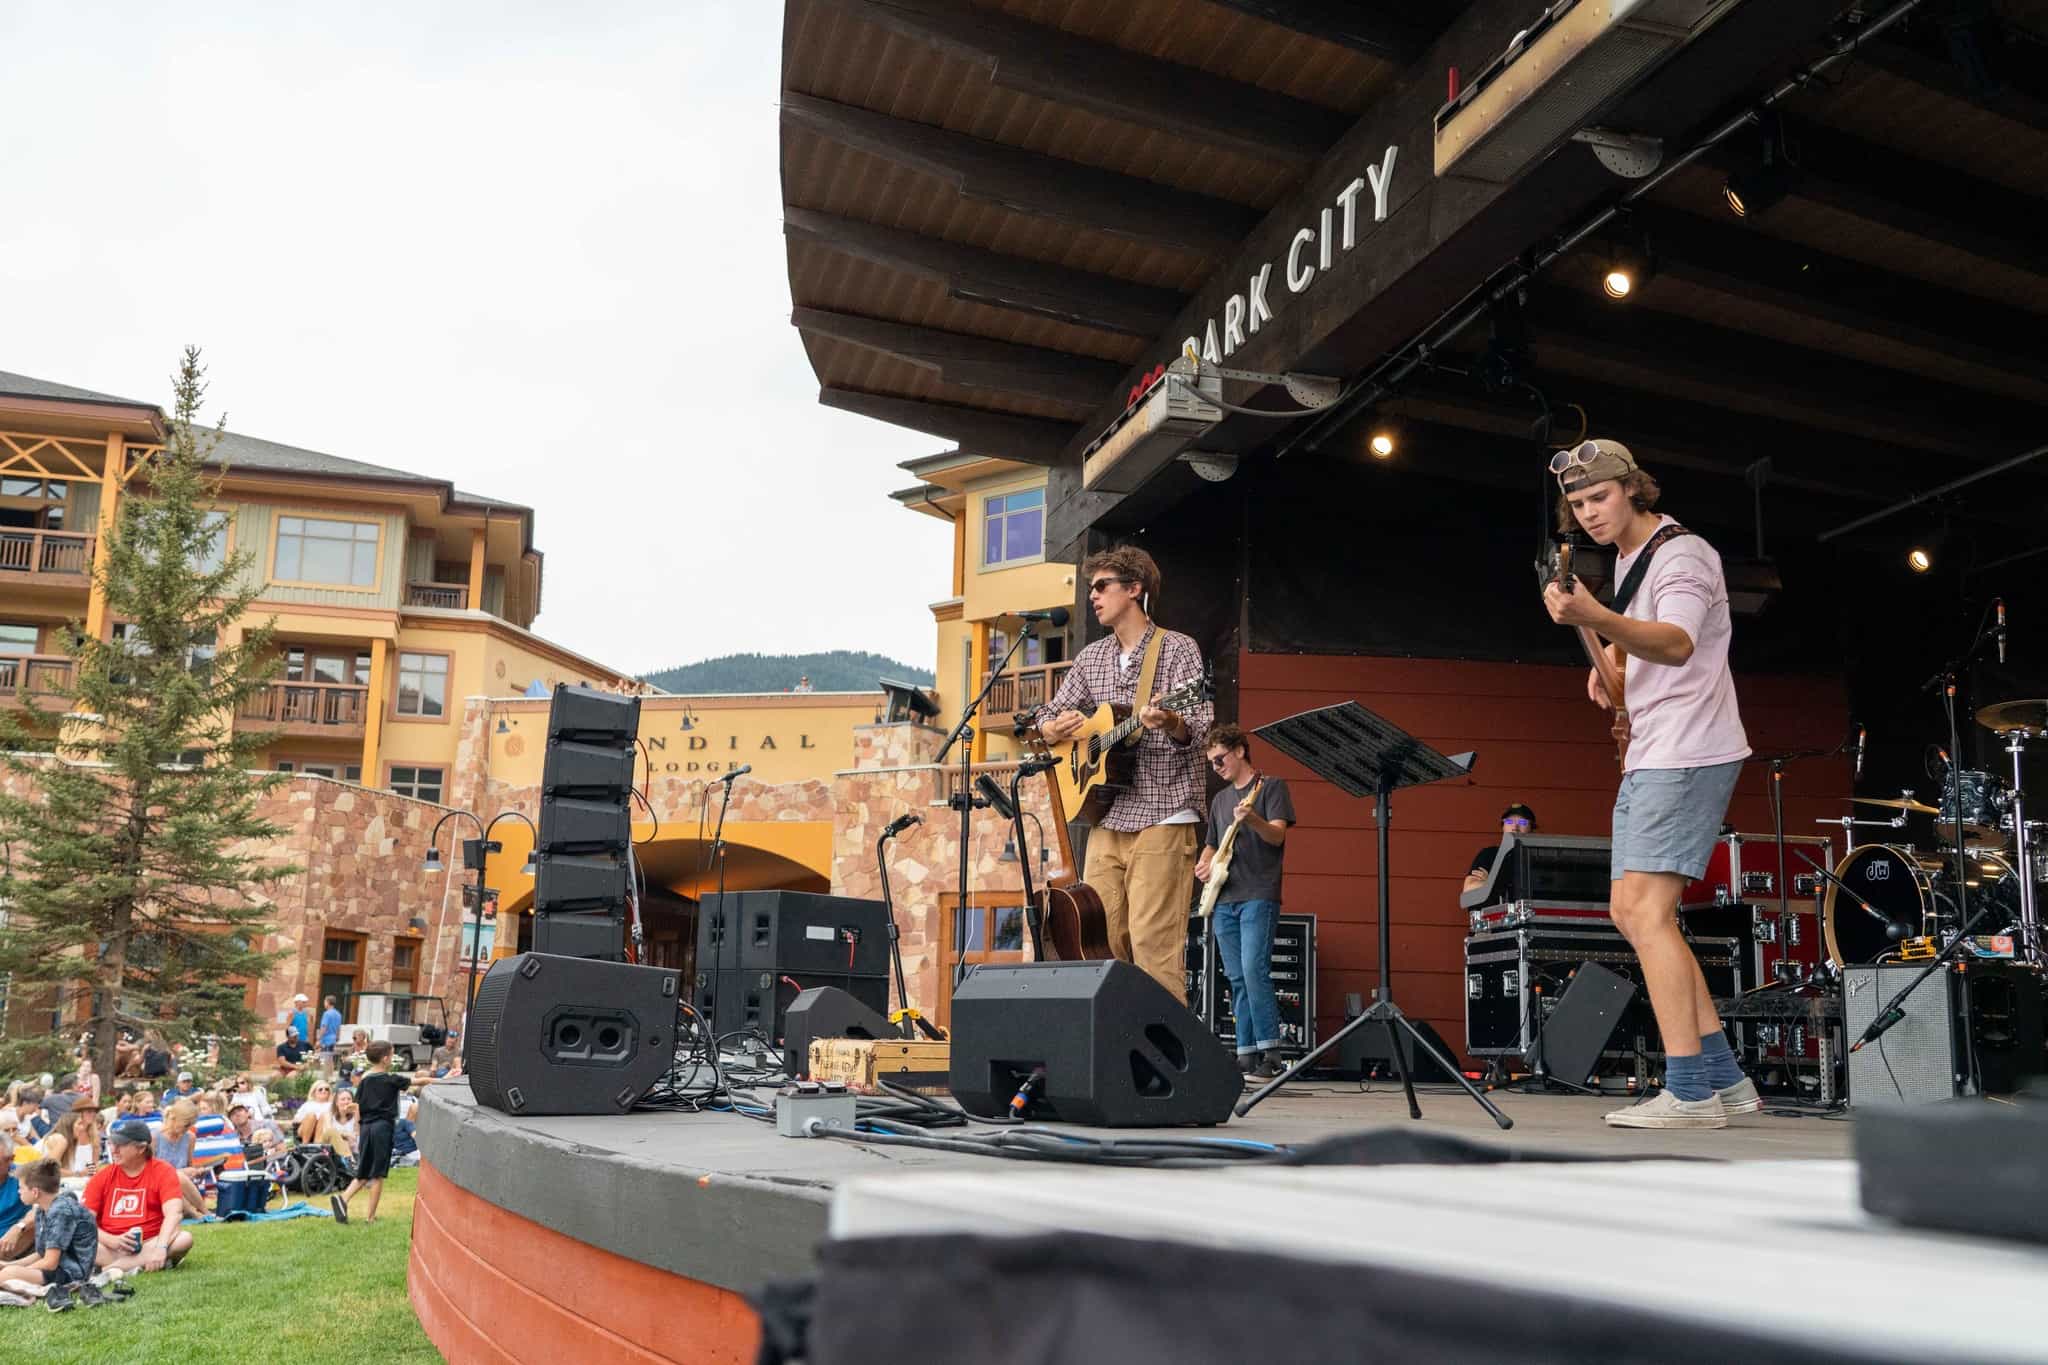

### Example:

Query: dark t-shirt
xmin=356 ymin=1070 xmax=413 ymax=1125
xmin=1204 ymin=777 xmax=1296 ymax=905
xmin=276 ymin=1038 xmax=306 ymax=1064
xmin=1471 ymin=844 xmax=1499 ymax=877
xmin=141 ymin=1047 xmax=172 ymax=1078
xmin=35 ymin=1191 xmax=99 ymax=1286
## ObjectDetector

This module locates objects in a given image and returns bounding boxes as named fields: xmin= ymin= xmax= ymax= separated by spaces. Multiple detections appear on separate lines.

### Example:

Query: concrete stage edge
xmin=408 ymin=1077 xmax=1859 ymax=1363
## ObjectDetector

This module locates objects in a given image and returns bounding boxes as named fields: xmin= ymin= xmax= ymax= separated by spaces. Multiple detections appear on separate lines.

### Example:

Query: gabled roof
xmin=0 ymin=369 xmax=155 ymax=409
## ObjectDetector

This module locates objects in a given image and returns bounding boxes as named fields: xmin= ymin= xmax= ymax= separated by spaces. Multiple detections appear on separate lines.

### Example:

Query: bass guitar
xmin=1195 ymin=778 xmax=1264 ymax=918
xmin=1026 ymin=739 xmax=1115 ymax=961
xmin=1045 ymin=671 xmax=1211 ymax=827
xmin=1540 ymin=536 xmax=1629 ymax=765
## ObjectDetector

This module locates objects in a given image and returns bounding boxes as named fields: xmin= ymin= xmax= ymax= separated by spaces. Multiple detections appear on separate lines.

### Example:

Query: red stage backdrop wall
xmin=1237 ymin=652 xmax=1851 ymax=1062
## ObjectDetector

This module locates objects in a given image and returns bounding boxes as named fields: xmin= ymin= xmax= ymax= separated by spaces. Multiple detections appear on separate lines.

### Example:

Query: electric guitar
xmin=1026 ymin=740 xmax=1115 ymax=961
xmin=1540 ymin=536 xmax=1629 ymax=765
xmin=1195 ymin=778 xmax=1264 ymax=918
xmin=1045 ymin=671 xmax=1212 ymax=827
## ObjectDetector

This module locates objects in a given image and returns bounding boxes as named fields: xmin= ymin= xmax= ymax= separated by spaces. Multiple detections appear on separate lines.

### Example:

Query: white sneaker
xmin=1716 ymin=1076 xmax=1763 ymax=1115
xmin=1603 ymin=1089 xmax=1727 ymax=1129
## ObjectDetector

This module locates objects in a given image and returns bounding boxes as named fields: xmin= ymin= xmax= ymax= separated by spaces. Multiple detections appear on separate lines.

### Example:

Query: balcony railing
xmin=0 ymin=529 xmax=95 ymax=580
xmin=236 ymin=681 xmax=370 ymax=737
xmin=404 ymin=582 xmax=469 ymax=609
xmin=982 ymin=661 xmax=1071 ymax=717
xmin=0 ymin=654 xmax=75 ymax=705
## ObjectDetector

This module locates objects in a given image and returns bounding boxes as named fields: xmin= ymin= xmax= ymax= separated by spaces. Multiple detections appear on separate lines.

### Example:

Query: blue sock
xmin=1663 ymin=1051 xmax=1712 ymax=1102
xmin=1699 ymin=1030 xmax=1744 ymax=1090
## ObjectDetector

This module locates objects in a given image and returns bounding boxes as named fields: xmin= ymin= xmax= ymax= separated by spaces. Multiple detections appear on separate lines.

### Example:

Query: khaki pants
xmin=1083 ymin=823 xmax=1198 ymax=1003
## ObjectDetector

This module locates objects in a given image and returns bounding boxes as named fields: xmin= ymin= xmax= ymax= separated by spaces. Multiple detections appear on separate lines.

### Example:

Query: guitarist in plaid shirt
xmin=1038 ymin=546 xmax=1212 ymax=1002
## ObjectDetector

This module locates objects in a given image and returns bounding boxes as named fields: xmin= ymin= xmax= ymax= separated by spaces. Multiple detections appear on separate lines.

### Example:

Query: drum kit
xmin=1816 ymin=698 xmax=2048 ymax=973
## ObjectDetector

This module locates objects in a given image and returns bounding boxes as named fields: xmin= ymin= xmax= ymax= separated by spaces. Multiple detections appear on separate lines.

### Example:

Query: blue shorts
xmin=1611 ymin=761 xmax=1743 ymax=882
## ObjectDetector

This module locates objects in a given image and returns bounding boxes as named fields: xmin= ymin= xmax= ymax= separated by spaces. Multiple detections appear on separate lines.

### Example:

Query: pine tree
xmin=0 ymin=348 xmax=296 ymax=1079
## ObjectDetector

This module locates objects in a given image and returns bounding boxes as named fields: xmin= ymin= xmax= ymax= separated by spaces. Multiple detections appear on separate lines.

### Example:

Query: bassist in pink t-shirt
xmin=1542 ymin=439 xmax=1755 ymax=1131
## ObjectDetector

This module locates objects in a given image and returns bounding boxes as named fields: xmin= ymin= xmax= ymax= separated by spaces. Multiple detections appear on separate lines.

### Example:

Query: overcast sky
xmin=0 ymin=2 xmax=950 ymax=675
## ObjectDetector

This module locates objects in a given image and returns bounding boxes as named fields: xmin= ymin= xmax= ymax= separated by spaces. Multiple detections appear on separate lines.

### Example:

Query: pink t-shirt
xmin=1615 ymin=517 xmax=1750 ymax=773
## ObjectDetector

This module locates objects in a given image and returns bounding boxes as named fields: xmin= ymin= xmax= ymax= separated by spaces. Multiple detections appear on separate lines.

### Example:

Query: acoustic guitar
xmin=1027 ymin=739 xmax=1115 ymax=961
xmin=1195 ymin=778 xmax=1264 ymax=918
xmin=1045 ymin=671 xmax=1211 ymax=827
xmin=1540 ymin=536 xmax=1629 ymax=765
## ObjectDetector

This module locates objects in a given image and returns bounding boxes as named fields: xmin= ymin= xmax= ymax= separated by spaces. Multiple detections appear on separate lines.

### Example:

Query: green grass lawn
xmin=5 ymin=1168 xmax=438 ymax=1364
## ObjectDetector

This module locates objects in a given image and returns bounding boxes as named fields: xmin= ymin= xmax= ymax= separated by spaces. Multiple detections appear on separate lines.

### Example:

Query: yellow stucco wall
xmin=484 ymin=692 xmax=884 ymax=788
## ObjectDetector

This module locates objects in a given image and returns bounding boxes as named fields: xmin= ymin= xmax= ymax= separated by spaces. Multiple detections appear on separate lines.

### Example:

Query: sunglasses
xmin=1548 ymin=440 xmax=1633 ymax=476
xmin=1087 ymin=577 xmax=1134 ymax=595
xmin=1207 ymin=754 xmax=1234 ymax=769
xmin=1503 ymin=817 xmax=1532 ymax=831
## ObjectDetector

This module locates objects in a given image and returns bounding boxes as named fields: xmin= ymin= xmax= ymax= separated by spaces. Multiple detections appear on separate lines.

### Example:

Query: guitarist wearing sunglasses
xmin=1542 ymin=439 xmax=1754 ymax=1130
xmin=1037 ymin=546 xmax=1212 ymax=1002
xmin=1195 ymin=725 xmax=1295 ymax=1078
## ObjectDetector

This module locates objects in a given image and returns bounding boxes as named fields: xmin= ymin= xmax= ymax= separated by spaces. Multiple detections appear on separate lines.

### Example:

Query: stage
xmin=408 ymin=1077 xmax=1861 ymax=1364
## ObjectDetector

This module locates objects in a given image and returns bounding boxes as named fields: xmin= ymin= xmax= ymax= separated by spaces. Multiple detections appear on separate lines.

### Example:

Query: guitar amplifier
xmin=1186 ymin=913 xmax=1316 ymax=1057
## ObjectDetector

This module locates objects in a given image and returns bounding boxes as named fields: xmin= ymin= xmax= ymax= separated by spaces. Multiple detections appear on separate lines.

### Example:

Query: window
xmin=196 ymin=512 xmax=230 ymax=573
xmin=110 ymin=624 xmax=214 ymax=682
xmin=0 ymin=624 xmax=36 ymax=657
xmin=982 ymin=488 xmax=1044 ymax=567
xmin=934 ymin=892 xmax=1031 ymax=1027
xmin=389 ymin=765 xmax=445 ymax=803
xmin=321 ymin=930 xmax=365 ymax=1023
xmin=0 ymin=478 xmax=66 ymax=531
xmin=275 ymin=760 xmax=362 ymax=782
xmin=273 ymin=516 xmax=379 ymax=587
xmin=987 ymin=628 xmax=1065 ymax=671
xmin=390 ymin=937 xmax=420 ymax=1013
xmin=284 ymin=647 xmax=370 ymax=685
xmin=456 ymin=917 xmax=496 ymax=964
xmin=395 ymin=652 xmax=449 ymax=717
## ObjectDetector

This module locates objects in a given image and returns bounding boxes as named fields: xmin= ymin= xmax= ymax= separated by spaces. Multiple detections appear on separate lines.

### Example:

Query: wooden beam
xmin=782 ymin=207 xmax=1183 ymax=338
xmin=780 ymin=92 xmax=1258 ymax=257
xmin=819 ymin=387 xmax=1077 ymax=466
xmin=1522 ymin=284 xmax=2039 ymax=459
xmin=1862 ymin=26 xmax=2048 ymax=135
xmin=1706 ymin=118 xmax=2048 ymax=279
xmin=1198 ymin=0 xmax=1443 ymax=64
xmin=813 ymin=0 xmax=1349 ymax=166
xmin=1641 ymin=209 xmax=2048 ymax=395
xmin=793 ymin=306 xmax=1125 ymax=412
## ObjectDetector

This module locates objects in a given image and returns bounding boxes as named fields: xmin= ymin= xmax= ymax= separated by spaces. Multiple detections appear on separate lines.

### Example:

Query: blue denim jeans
xmin=1212 ymin=899 xmax=1282 ymax=1053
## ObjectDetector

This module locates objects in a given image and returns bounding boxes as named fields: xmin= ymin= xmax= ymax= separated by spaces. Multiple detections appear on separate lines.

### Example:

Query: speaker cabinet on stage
xmin=692 ymin=968 xmax=888 ymax=1044
xmin=1845 ymin=962 xmax=2045 ymax=1105
xmin=782 ymin=986 xmax=899 ymax=1077
xmin=465 ymin=953 xmax=678 ymax=1115
xmin=1532 ymin=960 xmax=1638 ymax=1086
xmin=697 ymin=890 xmax=892 ymax=978
xmin=533 ymin=684 xmax=640 ymax=961
xmin=948 ymin=960 xmax=1240 ymax=1126
xmin=1339 ymin=1015 xmax=1460 ymax=1083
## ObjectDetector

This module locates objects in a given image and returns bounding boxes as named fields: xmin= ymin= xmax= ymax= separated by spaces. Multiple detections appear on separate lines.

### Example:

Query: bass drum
xmin=1824 ymin=845 xmax=1935 ymax=967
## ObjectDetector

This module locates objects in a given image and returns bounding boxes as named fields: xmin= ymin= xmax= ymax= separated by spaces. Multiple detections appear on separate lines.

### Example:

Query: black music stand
xmin=1236 ymin=702 xmax=1511 ymax=1129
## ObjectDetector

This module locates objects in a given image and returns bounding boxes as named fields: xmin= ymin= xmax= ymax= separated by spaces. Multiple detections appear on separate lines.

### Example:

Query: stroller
xmin=271 ymin=1143 xmax=354 ymax=1198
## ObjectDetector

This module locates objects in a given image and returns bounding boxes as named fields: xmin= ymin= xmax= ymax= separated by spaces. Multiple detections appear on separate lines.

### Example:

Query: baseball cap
xmin=293 ymin=993 xmax=309 ymax=1003
xmin=1550 ymin=437 xmax=1639 ymax=493
xmin=109 ymin=1120 xmax=153 ymax=1147
xmin=177 ymin=1071 xmax=193 ymax=1082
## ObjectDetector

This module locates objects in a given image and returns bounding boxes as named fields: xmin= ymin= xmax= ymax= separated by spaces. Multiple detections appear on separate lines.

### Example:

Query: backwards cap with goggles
xmin=1550 ymin=438 xmax=1639 ymax=493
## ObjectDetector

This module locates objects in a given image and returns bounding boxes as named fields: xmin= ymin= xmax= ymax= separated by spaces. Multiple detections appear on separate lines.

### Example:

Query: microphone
xmin=1017 ymin=753 xmax=1063 ymax=777
xmin=881 ymin=812 xmax=922 ymax=838
xmin=1851 ymin=1005 xmax=1907 ymax=1053
xmin=1015 ymin=607 xmax=1071 ymax=627
xmin=1854 ymin=724 xmax=1866 ymax=782
xmin=974 ymin=774 xmax=1018 ymax=821
xmin=718 ymin=764 xmax=753 ymax=784
xmin=1996 ymin=598 xmax=2007 ymax=665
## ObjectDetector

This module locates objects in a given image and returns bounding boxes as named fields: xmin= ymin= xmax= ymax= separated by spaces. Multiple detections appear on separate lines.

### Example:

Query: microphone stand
xmin=876 ymin=823 xmax=938 ymax=1040
xmin=1848 ymin=875 xmax=2013 ymax=1076
xmin=934 ymin=622 xmax=1038 ymax=987
xmin=709 ymin=772 xmax=738 ymax=1043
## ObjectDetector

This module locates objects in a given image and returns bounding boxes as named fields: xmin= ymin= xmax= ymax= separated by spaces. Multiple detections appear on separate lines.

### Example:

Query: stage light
xmin=1602 ymin=266 xmax=1634 ymax=299
xmin=1908 ymin=546 xmax=1933 ymax=573
xmin=1369 ymin=430 xmax=1396 ymax=459
xmin=1724 ymin=116 xmax=1797 ymax=219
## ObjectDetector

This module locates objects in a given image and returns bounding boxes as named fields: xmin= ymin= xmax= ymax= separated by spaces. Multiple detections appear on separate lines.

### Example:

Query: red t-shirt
xmin=83 ymin=1158 xmax=183 ymax=1240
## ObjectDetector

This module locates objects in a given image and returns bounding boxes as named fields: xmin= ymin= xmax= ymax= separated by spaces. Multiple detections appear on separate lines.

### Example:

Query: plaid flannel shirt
xmin=1039 ymin=625 xmax=1212 ymax=832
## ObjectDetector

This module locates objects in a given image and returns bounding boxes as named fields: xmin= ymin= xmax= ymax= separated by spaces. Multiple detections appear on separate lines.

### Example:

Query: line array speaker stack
xmin=532 ymin=683 xmax=640 ymax=962
xmin=693 ymin=890 xmax=891 ymax=1041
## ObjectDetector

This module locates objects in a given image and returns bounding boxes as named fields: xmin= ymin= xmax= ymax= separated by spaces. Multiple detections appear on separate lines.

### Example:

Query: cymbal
xmin=1976 ymin=698 xmax=2048 ymax=735
xmin=1851 ymin=795 xmax=1940 ymax=814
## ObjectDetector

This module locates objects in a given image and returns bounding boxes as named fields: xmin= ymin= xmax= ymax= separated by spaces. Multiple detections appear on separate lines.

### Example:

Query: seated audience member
xmin=139 ymin=1033 xmax=173 ymax=1083
xmin=429 ymin=1043 xmax=456 ymax=1078
xmin=318 ymin=1090 xmax=360 ymax=1160
xmin=0 ymin=1159 xmax=100 ymax=1307
xmin=39 ymin=1079 xmax=77 ymax=1127
xmin=39 ymin=1108 xmax=104 ymax=1179
xmin=1462 ymin=803 xmax=1539 ymax=898
xmin=189 ymin=1100 xmax=242 ymax=1190
xmin=295 ymin=1080 xmax=337 ymax=1144
xmin=165 ymin=1071 xmax=201 ymax=1105
xmin=0 ymin=1147 xmax=28 ymax=1261
xmin=72 ymin=1059 xmax=101 ymax=1108
xmin=227 ymin=1104 xmax=289 ymax=1157
xmin=339 ymin=1030 xmax=373 ymax=1084
xmin=274 ymin=1030 xmax=308 ymax=1077
xmin=14 ymin=1089 xmax=51 ymax=1145
xmin=153 ymin=1101 xmax=217 ymax=1214
xmin=1 ymin=1111 xmax=31 ymax=1169
xmin=85 ymin=1121 xmax=192 ymax=1273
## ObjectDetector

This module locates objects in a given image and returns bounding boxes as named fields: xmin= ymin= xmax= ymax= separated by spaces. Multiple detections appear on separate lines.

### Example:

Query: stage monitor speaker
xmin=783 ymin=986 xmax=899 ymax=1077
xmin=948 ymin=960 xmax=1239 ymax=1127
xmin=698 ymin=890 xmax=891 ymax=978
xmin=1339 ymin=1016 xmax=1460 ymax=1082
xmin=1535 ymin=961 xmax=1637 ymax=1085
xmin=693 ymin=968 xmax=888 ymax=1044
xmin=465 ymin=953 xmax=678 ymax=1115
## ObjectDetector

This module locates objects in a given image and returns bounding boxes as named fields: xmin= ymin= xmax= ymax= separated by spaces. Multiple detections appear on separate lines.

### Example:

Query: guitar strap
xmin=1131 ymin=624 xmax=1166 ymax=718
xmin=1611 ymin=524 xmax=1692 ymax=615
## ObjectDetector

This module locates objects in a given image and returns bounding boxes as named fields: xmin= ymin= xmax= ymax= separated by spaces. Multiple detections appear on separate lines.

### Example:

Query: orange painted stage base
xmin=409 ymin=1161 xmax=762 ymax=1364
